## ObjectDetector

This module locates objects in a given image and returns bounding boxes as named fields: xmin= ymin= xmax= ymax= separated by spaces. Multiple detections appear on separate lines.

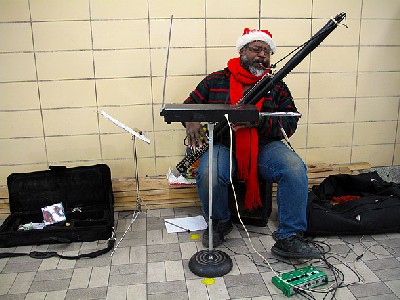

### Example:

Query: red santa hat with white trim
xmin=236 ymin=28 xmax=277 ymax=54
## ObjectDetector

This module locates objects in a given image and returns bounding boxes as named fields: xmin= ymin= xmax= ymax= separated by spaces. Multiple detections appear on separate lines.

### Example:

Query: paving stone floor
xmin=0 ymin=205 xmax=400 ymax=300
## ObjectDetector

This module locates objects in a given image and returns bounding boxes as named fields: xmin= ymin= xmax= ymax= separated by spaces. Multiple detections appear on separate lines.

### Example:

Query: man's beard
xmin=241 ymin=55 xmax=268 ymax=76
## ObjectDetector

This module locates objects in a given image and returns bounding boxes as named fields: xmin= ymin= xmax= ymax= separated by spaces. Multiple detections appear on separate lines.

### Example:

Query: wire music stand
xmin=99 ymin=110 xmax=150 ymax=256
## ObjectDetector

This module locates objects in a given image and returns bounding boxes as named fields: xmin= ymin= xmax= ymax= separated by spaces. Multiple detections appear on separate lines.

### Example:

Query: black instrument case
xmin=0 ymin=164 xmax=114 ymax=248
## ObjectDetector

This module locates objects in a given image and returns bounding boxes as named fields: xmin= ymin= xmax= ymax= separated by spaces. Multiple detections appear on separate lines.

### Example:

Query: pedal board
xmin=272 ymin=266 xmax=328 ymax=297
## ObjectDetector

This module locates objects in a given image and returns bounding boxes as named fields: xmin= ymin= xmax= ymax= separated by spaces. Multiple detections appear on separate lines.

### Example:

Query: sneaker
xmin=271 ymin=233 xmax=321 ymax=259
xmin=202 ymin=220 xmax=233 ymax=248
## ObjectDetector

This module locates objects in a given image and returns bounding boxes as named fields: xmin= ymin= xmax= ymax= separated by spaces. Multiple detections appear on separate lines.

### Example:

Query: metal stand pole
xmin=188 ymin=122 xmax=233 ymax=278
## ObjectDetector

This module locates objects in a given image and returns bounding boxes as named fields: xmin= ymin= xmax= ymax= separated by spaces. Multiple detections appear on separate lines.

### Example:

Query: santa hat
xmin=236 ymin=28 xmax=276 ymax=54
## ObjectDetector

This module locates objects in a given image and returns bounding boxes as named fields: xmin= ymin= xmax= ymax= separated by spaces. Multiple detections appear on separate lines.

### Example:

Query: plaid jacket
xmin=183 ymin=68 xmax=300 ymax=147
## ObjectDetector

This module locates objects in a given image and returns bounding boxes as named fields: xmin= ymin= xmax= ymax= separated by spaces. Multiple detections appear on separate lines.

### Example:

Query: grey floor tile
xmin=34 ymin=269 xmax=73 ymax=281
xmin=126 ymin=284 xmax=147 ymax=300
xmin=65 ymin=287 xmax=107 ymax=300
xmin=227 ymin=284 xmax=270 ymax=299
xmin=2 ymin=261 xmax=42 ymax=274
xmin=88 ymin=266 xmax=110 ymax=288
xmin=8 ymin=271 xmax=35 ymax=294
xmin=29 ymin=279 xmax=70 ymax=293
xmin=69 ymin=267 xmax=91 ymax=289
xmin=147 ymin=280 xmax=187 ymax=295
xmin=148 ymin=291 xmax=188 ymax=300
xmin=109 ymin=273 xmax=147 ymax=286
xmin=348 ymin=282 xmax=393 ymax=298
xmin=0 ymin=273 xmax=17 ymax=295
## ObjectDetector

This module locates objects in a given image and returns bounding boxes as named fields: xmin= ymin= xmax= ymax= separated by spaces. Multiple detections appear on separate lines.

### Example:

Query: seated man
xmin=183 ymin=28 xmax=320 ymax=259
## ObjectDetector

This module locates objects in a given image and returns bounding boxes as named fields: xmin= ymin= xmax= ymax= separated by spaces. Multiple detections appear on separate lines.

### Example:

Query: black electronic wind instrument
xmin=175 ymin=12 xmax=346 ymax=174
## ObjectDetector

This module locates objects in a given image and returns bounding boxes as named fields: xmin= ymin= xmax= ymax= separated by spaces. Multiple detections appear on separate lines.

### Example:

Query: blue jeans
xmin=196 ymin=141 xmax=308 ymax=239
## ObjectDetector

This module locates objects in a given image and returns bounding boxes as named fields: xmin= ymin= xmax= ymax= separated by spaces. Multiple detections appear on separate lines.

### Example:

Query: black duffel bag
xmin=306 ymin=171 xmax=400 ymax=236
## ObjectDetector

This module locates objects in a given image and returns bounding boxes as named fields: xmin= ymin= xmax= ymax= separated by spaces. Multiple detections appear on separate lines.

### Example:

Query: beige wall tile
xmin=152 ymin=75 xmax=204 ymax=105
xmin=39 ymin=80 xmax=96 ymax=109
xmin=309 ymin=98 xmax=355 ymax=123
xmin=261 ymin=0 xmax=312 ymax=18
xmin=363 ymin=0 xmax=400 ymax=20
xmin=96 ymin=78 xmax=152 ymax=106
xmin=151 ymin=48 xmax=205 ymax=77
xmin=207 ymin=0 xmax=259 ymax=18
xmin=357 ymin=72 xmax=400 ymax=98
xmin=0 ymin=23 xmax=33 ymax=52
xmin=155 ymin=131 xmax=186 ymax=157
xmin=105 ymin=158 xmax=156 ymax=178
xmin=0 ymin=111 xmax=43 ymax=138
xmin=312 ymin=19 xmax=360 ymax=46
xmin=36 ymin=51 xmax=94 ymax=80
xmin=351 ymin=144 xmax=395 ymax=166
xmin=150 ymin=19 xmax=205 ymax=48
xmin=355 ymin=98 xmax=399 ymax=122
xmin=360 ymin=20 xmax=400 ymax=46
xmin=289 ymin=124 xmax=307 ymax=148
xmin=284 ymin=74 xmax=310 ymax=100
xmin=310 ymin=73 xmax=356 ymax=98
xmin=33 ymin=21 xmax=92 ymax=51
xmin=308 ymin=123 xmax=353 ymax=147
xmin=94 ymin=49 xmax=150 ymax=78
xmin=359 ymin=47 xmax=400 ymax=72
xmin=0 ymin=82 xmax=39 ymax=110
xmin=99 ymin=105 xmax=153 ymax=134
xmin=46 ymin=135 xmax=101 ymax=162
xmin=353 ymin=121 xmax=397 ymax=145
xmin=207 ymin=19 xmax=259 ymax=47
xmin=306 ymin=147 xmax=351 ymax=164
xmin=90 ymin=0 xmax=148 ymax=19
xmin=0 ymin=138 xmax=47 ymax=165
xmin=394 ymin=144 xmax=400 ymax=165
xmin=262 ymin=19 xmax=311 ymax=47
xmin=92 ymin=20 xmax=149 ymax=50
xmin=0 ymin=53 xmax=36 ymax=82
xmin=42 ymin=107 xmax=99 ymax=136
xmin=0 ymin=164 xmax=49 ymax=186
xmin=148 ymin=0 xmax=205 ymax=18
xmin=101 ymin=132 xmax=155 ymax=159
xmin=30 ymin=0 xmax=90 ymax=21
xmin=206 ymin=48 xmax=237 ymax=73
xmin=0 ymin=0 xmax=30 ymax=22
xmin=312 ymin=0 xmax=361 ymax=19
xmin=310 ymin=47 xmax=358 ymax=73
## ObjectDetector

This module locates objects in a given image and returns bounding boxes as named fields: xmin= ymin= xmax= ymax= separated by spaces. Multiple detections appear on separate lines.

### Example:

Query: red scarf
xmin=227 ymin=57 xmax=267 ymax=210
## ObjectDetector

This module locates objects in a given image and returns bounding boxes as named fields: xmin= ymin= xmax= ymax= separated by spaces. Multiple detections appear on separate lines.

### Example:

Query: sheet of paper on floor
xmin=164 ymin=215 xmax=207 ymax=233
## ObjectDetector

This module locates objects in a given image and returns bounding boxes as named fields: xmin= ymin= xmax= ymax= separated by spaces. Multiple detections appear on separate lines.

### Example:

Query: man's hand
xmin=185 ymin=122 xmax=208 ymax=148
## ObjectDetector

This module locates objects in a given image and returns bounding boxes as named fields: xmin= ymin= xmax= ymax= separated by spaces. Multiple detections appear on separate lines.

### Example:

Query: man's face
xmin=240 ymin=40 xmax=271 ymax=76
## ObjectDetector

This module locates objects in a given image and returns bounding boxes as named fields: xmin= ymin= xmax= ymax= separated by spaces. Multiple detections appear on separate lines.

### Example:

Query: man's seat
xmin=228 ymin=178 xmax=273 ymax=227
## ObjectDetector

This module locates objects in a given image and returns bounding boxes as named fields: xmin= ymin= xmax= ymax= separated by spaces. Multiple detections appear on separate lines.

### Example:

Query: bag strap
xmin=0 ymin=235 xmax=115 ymax=260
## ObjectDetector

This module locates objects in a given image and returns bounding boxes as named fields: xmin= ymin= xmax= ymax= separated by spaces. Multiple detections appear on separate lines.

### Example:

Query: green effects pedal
xmin=272 ymin=266 xmax=328 ymax=297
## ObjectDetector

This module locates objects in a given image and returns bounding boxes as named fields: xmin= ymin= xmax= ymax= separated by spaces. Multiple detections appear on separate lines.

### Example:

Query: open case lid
xmin=7 ymin=164 xmax=114 ymax=214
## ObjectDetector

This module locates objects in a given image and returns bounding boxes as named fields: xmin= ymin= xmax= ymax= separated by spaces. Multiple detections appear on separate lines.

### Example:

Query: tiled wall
xmin=0 ymin=0 xmax=399 ymax=185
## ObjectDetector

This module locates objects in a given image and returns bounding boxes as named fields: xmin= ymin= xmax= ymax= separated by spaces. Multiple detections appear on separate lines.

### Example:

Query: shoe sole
xmin=271 ymin=245 xmax=321 ymax=259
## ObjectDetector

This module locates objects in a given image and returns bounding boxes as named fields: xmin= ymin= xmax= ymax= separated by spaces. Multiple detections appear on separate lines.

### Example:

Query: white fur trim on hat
xmin=236 ymin=28 xmax=277 ymax=54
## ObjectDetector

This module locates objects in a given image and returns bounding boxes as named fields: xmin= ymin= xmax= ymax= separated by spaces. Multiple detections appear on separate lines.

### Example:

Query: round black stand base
xmin=188 ymin=249 xmax=233 ymax=277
